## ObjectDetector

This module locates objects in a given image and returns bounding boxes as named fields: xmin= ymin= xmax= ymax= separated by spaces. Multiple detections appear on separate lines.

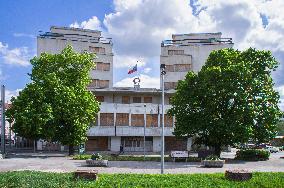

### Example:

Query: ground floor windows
xmin=121 ymin=136 xmax=153 ymax=152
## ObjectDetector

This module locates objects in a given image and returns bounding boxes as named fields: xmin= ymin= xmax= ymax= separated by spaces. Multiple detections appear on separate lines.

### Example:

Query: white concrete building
xmin=161 ymin=32 xmax=233 ymax=89
xmin=37 ymin=27 xmax=233 ymax=153
xmin=38 ymin=26 xmax=114 ymax=88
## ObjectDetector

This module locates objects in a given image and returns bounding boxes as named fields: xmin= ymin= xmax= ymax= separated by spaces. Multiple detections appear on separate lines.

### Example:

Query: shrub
xmin=235 ymin=149 xmax=270 ymax=161
xmin=205 ymin=155 xmax=221 ymax=160
xmin=72 ymin=154 xmax=91 ymax=160
xmin=91 ymin=153 xmax=103 ymax=160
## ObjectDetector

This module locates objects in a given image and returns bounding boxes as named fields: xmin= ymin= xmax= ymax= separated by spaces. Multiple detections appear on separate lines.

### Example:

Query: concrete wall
xmin=110 ymin=136 xmax=121 ymax=151
xmin=153 ymin=136 xmax=161 ymax=152
xmin=160 ymin=33 xmax=233 ymax=89
xmin=88 ymin=126 xmax=174 ymax=137
xmin=37 ymin=27 xmax=114 ymax=87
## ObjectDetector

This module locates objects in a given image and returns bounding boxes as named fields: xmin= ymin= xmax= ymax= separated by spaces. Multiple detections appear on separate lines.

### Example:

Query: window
xmin=89 ymin=79 xmax=109 ymax=88
xmin=168 ymin=50 xmax=184 ymax=55
xmin=165 ymin=64 xmax=191 ymax=72
xmin=169 ymin=96 xmax=173 ymax=104
xmin=131 ymin=114 xmax=144 ymax=126
xmin=89 ymin=79 xmax=98 ymax=87
xmin=89 ymin=46 xmax=105 ymax=54
xmin=164 ymin=82 xmax=178 ymax=90
xmin=96 ymin=96 xmax=104 ymax=102
xmin=175 ymin=64 xmax=191 ymax=72
xmin=116 ymin=113 xmax=129 ymax=126
xmin=100 ymin=113 xmax=114 ymax=126
xmin=133 ymin=97 xmax=142 ymax=103
xmin=144 ymin=97 xmax=152 ymax=103
xmin=164 ymin=115 xmax=173 ymax=127
xmin=165 ymin=65 xmax=174 ymax=72
xmin=146 ymin=114 xmax=158 ymax=127
xmin=94 ymin=62 xmax=110 ymax=71
xmin=122 ymin=96 xmax=130 ymax=104
xmin=98 ymin=80 xmax=109 ymax=88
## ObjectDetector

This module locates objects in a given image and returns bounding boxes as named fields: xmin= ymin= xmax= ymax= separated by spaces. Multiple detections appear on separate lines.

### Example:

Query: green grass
xmin=72 ymin=154 xmax=201 ymax=162
xmin=0 ymin=171 xmax=283 ymax=188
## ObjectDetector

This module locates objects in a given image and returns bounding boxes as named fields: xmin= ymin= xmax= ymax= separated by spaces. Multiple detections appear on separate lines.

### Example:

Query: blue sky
xmin=0 ymin=0 xmax=112 ymax=92
xmin=0 ymin=0 xmax=284 ymax=110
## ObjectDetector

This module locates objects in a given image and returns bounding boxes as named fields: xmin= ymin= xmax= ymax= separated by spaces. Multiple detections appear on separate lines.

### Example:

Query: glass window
xmin=133 ymin=97 xmax=142 ymax=103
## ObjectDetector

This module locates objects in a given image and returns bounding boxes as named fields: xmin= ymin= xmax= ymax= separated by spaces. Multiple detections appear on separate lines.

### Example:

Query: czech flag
xmin=128 ymin=64 xmax=137 ymax=74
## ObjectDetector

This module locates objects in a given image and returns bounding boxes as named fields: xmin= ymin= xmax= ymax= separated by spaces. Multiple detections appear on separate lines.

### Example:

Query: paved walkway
xmin=0 ymin=152 xmax=283 ymax=174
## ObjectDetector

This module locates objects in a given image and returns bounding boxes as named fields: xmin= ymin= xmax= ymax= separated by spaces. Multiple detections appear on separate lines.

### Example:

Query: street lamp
xmin=160 ymin=64 xmax=166 ymax=174
xmin=1 ymin=85 xmax=5 ymax=155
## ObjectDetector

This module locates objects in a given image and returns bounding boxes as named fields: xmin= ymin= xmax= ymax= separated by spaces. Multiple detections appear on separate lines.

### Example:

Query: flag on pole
xmin=128 ymin=64 xmax=137 ymax=74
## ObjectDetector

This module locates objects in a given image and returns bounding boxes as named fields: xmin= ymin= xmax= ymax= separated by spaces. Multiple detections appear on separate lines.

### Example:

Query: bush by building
xmin=235 ymin=149 xmax=270 ymax=161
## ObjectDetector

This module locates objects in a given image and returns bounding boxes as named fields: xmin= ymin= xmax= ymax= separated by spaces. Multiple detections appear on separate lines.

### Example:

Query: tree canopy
xmin=6 ymin=46 xmax=100 ymax=154
xmin=169 ymin=48 xmax=282 ymax=156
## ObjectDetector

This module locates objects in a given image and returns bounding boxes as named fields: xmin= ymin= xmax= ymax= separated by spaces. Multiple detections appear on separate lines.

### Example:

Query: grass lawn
xmin=0 ymin=171 xmax=283 ymax=188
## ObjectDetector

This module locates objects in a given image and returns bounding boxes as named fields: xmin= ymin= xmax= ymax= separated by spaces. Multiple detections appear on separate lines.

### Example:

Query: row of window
xmin=89 ymin=79 xmax=109 ymax=88
xmin=94 ymin=113 xmax=173 ymax=127
xmin=164 ymin=82 xmax=178 ymax=90
xmin=165 ymin=64 xmax=191 ymax=72
xmin=168 ymin=50 xmax=184 ymax=55
xmin=89 ymin=46 xmax=106 ymax=54
xmin=96 ymin=96 xmax=153 ymax=103
xmin=93 ymin=62 xmax=110 ymax=71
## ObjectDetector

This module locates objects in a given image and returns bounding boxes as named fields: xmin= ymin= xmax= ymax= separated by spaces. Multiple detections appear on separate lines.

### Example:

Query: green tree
xmin=6 ymin=46 xmax=99 ymax=155
xmin=276 ymin=120 xmax=284 ymax=136
xmin=169 ymin=48 xmax=282 ymax=157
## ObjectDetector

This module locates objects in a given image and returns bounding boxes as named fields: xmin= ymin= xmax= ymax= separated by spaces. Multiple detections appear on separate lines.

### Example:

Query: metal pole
xmin=9 ymin=122 xmax=11 ymax=149
xmin=161 ymin=67 xmax=165 ymax=174
xmin=144 ymin=104 xmax=146 ymax=161
xmin=1 ymin=85 xmax=5 ymax=155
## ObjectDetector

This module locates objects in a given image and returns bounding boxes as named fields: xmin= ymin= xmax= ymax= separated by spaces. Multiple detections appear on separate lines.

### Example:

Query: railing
xmin=161 ymin=38 xmax=233 ymax=47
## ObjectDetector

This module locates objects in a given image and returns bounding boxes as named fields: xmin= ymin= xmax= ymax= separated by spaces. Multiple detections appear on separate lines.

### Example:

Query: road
xmin=0 ymin=151 xmax=283 ymax=174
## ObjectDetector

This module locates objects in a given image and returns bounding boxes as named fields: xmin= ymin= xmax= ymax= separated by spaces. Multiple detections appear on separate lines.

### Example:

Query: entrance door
xmin=122 ymin=136 xmax=153 ymax=152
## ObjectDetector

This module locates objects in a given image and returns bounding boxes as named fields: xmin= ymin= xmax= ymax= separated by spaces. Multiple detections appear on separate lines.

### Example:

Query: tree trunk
xmin=214 ymin=145 xmax=222 ymax=158
xmin=68 ymin=144 xmax=75 ymax=156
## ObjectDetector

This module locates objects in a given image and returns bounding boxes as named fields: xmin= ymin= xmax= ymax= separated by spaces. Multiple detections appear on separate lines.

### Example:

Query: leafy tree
xmin=276 ymin=120 xmax=284 ymax=136
xmin=169 ymin=48 xmax=282 ymax=156
xmin=6 ymin=46 xmax=99 ymax=155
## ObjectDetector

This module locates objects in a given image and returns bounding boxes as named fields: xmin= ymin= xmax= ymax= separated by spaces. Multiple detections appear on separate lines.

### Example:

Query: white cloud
xmin=71 ymin=0 xmax=284 ymax=100
xmin=143 ymin=67 xmax=152 ymax=73
xmin=0 ymin=42 xmax=30 ymax=66
xmin=70 ymin=16 xmax=102 ymax=30
xmin=276 ymin=86 xmax=284 ymax=97
xmin=115 ymin=74 xmax=160 ymax=88
xmin=5 ymin=89 xmax=22 ymax=103
xmin=114 ymin=55 xmax=146 ymax=68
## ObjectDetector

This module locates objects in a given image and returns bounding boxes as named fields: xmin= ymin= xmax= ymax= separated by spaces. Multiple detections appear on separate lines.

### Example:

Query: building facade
xmin=38 ymin=26 xmax=114 ymax=88
xmin=37 ymin=27 xmax=233 ymax=153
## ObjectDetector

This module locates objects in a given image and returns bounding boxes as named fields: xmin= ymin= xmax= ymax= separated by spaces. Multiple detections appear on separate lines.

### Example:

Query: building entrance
xmin=121 ymin=136 xmax=153 ymax=152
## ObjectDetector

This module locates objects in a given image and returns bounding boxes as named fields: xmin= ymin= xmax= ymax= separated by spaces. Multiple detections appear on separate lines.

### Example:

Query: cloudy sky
xmin=0 ymin=0 xmax=283 ymax=109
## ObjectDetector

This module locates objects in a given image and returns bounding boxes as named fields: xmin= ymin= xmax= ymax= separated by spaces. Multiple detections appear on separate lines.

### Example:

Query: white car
xmin=265 ymin=146 xmax=279 ymax=153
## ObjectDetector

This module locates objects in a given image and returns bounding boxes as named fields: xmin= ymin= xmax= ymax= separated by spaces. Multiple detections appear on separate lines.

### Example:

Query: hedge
xmin=235 ymin=149 xmax=270 ymax=161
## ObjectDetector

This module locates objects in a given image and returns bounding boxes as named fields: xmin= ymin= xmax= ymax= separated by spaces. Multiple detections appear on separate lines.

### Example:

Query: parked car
xmin=279 ymin=146 xmax=284 ymax=151
xmin=265 ymin=146 xmax=279 ymax=153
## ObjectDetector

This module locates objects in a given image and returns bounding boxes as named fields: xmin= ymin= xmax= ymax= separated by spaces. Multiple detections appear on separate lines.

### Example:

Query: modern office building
xmin=37 ymin=27 xmax=233 ymax=152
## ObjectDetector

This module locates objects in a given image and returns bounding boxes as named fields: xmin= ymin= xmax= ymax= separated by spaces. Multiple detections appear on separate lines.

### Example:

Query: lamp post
xmin=144 ymin=104 xmax=146 ymax=161
xmin=160 ymin=64 xmax=166 ymax=174
xmin=1 ymin=85 xmax=5 ymax=155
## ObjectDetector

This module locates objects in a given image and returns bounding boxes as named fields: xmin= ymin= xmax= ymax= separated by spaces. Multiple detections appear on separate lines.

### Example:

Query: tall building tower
xmin=37 ymin=26 xmax=114 ymax=88
xmin=160 ymin=32 xmax=233 ymax=90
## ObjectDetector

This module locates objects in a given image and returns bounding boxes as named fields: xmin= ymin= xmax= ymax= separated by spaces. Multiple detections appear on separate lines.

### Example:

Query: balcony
xmin=87 ymin=126 xmax=174 ymax=137
xmin=98 ymin=103 xmax=172 ymax=114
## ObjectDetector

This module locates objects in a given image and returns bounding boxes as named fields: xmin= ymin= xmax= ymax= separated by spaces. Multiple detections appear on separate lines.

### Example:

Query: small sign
xmin=171 ymin=151 xmax=188 ymax=158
